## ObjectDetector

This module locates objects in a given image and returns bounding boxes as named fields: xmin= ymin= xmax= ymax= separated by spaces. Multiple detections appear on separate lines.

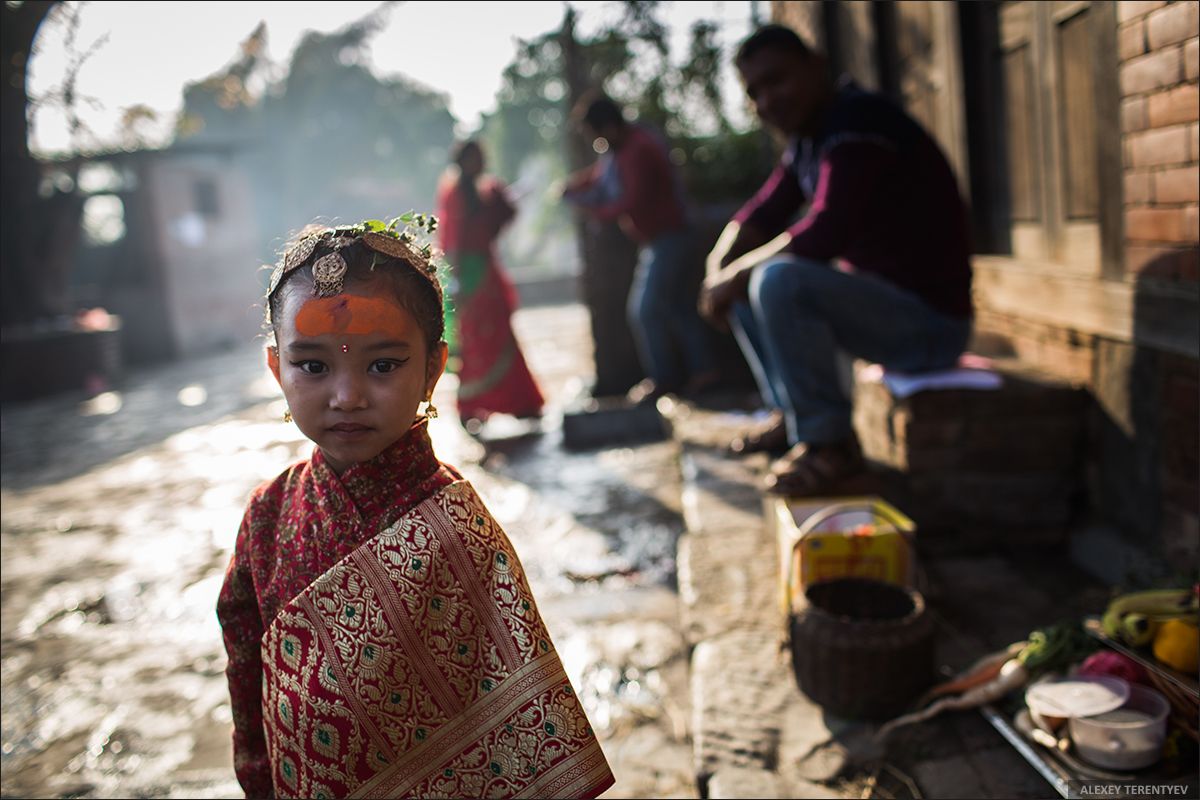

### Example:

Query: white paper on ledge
xmin=857 ymin=355 xmax=1004 ymax=399
xmin=881 ymin=368 xmax=1004 ymax=399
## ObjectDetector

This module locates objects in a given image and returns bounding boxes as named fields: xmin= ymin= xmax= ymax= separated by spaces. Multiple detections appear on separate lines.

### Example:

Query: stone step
xmin=852 ymin=359 xmax=1089 ymax=549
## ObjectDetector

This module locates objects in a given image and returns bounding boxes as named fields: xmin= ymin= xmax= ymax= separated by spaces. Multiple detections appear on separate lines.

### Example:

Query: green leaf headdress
xmin=267 ymin=213 xmax=442 ymax=303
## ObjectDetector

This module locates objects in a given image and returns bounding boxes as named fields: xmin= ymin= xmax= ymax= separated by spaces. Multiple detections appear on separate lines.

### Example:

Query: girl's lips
xmin=329 ymin=423 xmax=371 ymax=433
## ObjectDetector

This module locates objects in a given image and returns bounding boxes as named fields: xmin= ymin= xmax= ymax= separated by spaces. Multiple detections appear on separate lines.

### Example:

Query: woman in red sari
xmin=436 ymin=140 xmax=545 ymax=428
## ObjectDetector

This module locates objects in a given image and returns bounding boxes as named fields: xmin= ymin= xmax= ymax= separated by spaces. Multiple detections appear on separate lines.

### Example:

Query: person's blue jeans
xmin=628 ymin=228 xmax=716 ymax=389
xmin=730 ymin=255 xmax=971 ymax=446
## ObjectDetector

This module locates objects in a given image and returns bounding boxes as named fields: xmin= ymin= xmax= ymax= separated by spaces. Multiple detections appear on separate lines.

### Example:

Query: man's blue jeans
xmin=730 ymin=255 xmax=971 ymax=446
xmin=629 ymin=229 xmax=716 ymax=389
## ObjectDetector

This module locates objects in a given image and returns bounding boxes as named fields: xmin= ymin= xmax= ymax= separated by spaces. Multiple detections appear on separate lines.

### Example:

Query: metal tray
xmin=975 ymin=619 xmax=1199 ymax=800
xmin=978 ymin=703 xmax=1080 ymax=799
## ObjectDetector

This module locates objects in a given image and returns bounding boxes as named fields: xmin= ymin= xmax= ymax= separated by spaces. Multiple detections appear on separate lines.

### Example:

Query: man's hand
xmin=559 ymin=167 xmax=596 ymax=200
xmin=705 ymin=221 xmax=744 ymax=278
xmin=700 ymin=226 xmax=795 ymax=330
xmin=698 ymin=264 xmax=754 ymax=331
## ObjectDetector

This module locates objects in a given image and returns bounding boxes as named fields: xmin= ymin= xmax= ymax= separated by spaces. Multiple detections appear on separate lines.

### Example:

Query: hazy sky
xmin=28 ymin=0 xmax=756 ymax=154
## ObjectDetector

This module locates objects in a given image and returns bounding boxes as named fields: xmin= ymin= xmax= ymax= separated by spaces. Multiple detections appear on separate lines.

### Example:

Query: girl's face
xmin=268 ymin=275 xmax=447 ymax=474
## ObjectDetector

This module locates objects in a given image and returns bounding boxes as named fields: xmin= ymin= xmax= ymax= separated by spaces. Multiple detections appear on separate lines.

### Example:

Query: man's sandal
xmin=728 ymin=412 xmax=789 ymax=456
xmin=763 ymin=439 xmax=874 ymax=497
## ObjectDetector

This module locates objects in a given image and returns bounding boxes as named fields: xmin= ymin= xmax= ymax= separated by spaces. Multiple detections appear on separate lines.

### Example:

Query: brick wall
xmin=976 ymin=1 xmax=1199 ymax=565
xmin=1120 ymin=0 xmax=1200 ymax=281
xmin=1105 ymin=0 xmax=1199 ymax=565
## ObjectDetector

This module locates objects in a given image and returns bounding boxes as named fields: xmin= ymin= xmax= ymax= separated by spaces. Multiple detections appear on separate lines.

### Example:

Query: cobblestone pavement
xmin=1 ymin=303 xmax=696 ymax=799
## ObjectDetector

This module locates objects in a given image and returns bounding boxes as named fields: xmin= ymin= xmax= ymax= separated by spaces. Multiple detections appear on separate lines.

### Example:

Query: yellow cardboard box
xmin=770 ymin=496 xmax=916 ymax=616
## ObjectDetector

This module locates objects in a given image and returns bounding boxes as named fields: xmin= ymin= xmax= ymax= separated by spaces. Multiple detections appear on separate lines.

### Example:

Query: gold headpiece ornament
xmin=267 ymin=214 xmax=441 ymax=301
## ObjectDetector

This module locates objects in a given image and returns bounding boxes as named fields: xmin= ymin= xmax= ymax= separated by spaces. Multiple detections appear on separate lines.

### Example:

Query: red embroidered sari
xmin=218 ymin=421 xmax=612 ymax=799
xmin=436 ymin=174 xmax=545 ymax=422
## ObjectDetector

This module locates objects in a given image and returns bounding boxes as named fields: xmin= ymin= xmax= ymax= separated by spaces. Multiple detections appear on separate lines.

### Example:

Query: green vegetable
xmin=1017 ymin=622 xmax=1098 ymax=677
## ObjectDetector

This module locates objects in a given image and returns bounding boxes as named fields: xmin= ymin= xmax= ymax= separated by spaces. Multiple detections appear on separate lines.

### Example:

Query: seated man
xmin=699 ymin=25 xmax=973 ymax=496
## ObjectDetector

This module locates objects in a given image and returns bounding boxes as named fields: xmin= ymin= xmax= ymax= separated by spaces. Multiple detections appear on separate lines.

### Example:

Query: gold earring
xmin=425 ymin=401 xmax=438 ymax=419
xmin=283 ymin=408 xmax=292 ymax=423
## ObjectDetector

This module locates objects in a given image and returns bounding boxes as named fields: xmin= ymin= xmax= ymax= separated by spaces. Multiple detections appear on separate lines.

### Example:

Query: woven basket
xmin=790 ymin=578 xmax=934 ymax=719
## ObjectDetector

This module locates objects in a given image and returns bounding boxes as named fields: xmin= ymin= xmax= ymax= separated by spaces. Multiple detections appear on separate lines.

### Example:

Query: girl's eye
xmin=293 ymin=360 xmax=327 ymax=375
xmin=370 ymin=359 xmax=408 ymax=374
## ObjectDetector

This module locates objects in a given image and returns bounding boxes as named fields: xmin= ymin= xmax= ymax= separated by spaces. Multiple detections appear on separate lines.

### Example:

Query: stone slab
xmin=691 ymin=630 xmax=793 ymax=781
xmin=677 ymin=531 xmax=778 ymax=646
xmin=707 ymin=766 xmax=844 ymax=799
xmin=561 ymin=399 xmax=669 ymax=450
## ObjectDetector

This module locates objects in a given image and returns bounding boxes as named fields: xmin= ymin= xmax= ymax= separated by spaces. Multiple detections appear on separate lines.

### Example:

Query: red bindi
xmin=341 ymin=344 xmax=349 ymax=353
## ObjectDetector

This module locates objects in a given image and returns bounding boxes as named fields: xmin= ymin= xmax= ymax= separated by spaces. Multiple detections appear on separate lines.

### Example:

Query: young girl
xmin=217 ymin=219 xmax=613 ymax=800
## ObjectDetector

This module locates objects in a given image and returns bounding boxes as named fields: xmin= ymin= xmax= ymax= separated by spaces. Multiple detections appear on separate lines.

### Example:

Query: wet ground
xmin=1 ymin=303 xmax=697 ymax=799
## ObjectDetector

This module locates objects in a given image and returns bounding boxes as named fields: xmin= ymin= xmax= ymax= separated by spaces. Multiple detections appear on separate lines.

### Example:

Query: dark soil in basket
xmin=806 ymin=578 xmax=918 ymax=621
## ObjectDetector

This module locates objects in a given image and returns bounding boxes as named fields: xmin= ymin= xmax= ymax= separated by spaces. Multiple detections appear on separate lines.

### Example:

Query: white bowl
xmin=1069 ymin=684 xmax=1171 ymax=771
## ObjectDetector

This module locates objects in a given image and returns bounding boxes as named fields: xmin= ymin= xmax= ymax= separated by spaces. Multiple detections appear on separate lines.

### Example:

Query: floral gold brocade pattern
xmin=218 ymin=420 xmax=460 ymax=798
xmin=260 ymin=482 xmax=613 ymax=799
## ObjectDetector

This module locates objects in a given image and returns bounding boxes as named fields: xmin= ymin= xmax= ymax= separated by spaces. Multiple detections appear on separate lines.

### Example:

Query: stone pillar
xmin=560 ymin=8 xmax=645 ymax=398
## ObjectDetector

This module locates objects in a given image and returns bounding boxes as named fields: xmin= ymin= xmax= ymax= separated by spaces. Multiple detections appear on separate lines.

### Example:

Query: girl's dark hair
xmin=267 ymin=233 xmax=445 ymax=349
xmin=735 ymin=24 xmax=815 ymax=66
xmin=450 ymin=139 xmax=483 ymax=213
xmin=451 ymin=139 xmax=482 ymax=168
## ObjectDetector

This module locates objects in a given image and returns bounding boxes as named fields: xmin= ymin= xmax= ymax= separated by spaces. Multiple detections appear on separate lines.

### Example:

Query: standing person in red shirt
xmin=563 ymin=91 xmax=720 ymax=404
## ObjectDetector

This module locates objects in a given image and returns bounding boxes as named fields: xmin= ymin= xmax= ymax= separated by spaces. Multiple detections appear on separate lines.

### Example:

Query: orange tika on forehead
xmin=294 ymin=295 xmax=415 ymax=339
